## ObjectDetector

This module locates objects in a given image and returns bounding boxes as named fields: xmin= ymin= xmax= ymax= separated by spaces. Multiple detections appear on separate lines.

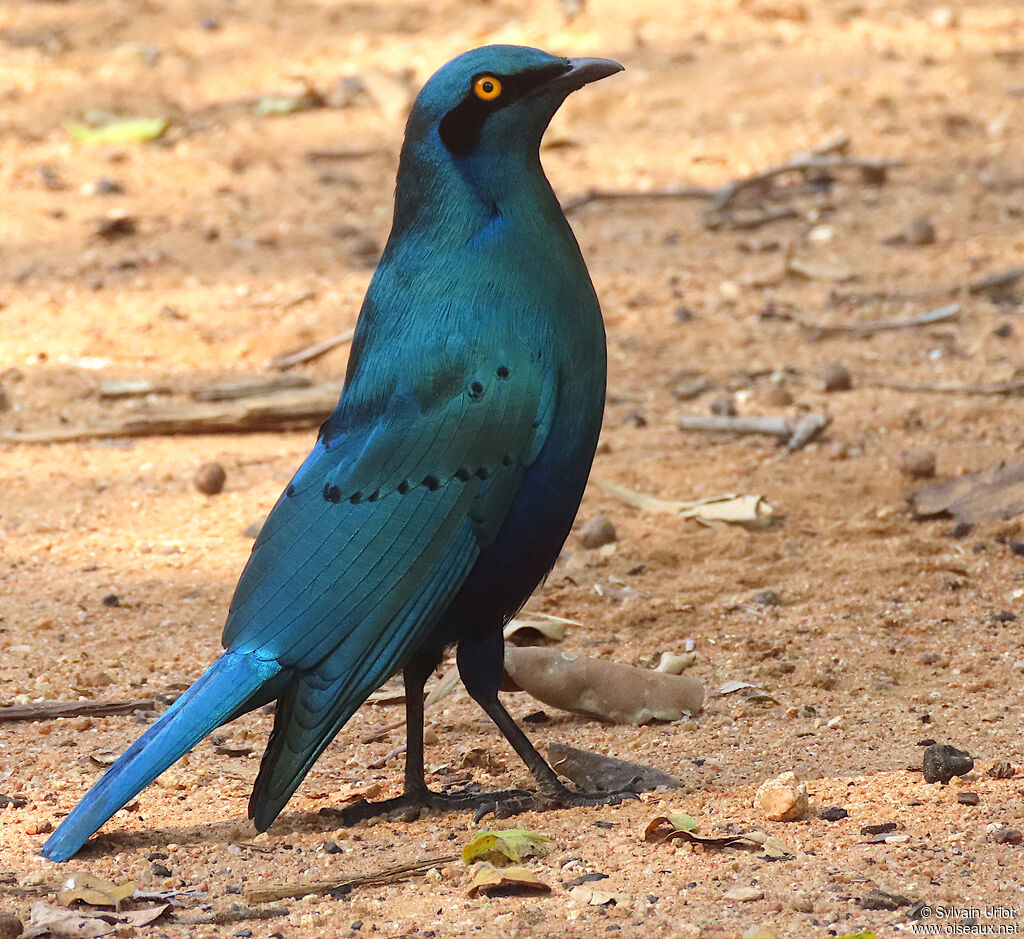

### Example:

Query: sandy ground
xmin=2 ymin=0 xmax=1024 ymax=936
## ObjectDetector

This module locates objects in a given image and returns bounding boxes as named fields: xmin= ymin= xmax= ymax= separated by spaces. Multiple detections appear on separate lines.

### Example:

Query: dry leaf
xmin=595 ymin=480 xmax=773 ymax=528
xmin=908 ymin=459 xmax=1024 ymax=524
xmin=59 ymin=874 xmax=135 ymax=908
xmin=64 ymin=117 xmax=168 ymax=145
xmin=467 ymin=862 xmax=551 ymax=897
xmin=461 ymin=829 xmax=552 ymax=865
xmin=568 ymin=885 xmax=633 ymax=905
xmin=25 ymin=901 xmax=167 ymax=938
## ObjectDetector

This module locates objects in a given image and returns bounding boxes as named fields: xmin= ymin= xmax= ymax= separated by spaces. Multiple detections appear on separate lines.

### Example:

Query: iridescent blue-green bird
xmin=42 ymin=44 xmax=624 ymax=862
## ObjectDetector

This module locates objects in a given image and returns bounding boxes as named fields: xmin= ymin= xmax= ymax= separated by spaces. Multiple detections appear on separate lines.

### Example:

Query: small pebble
xmin=323 ymin=841 xmax=343 ymax=854
xmin=151 ymin=863 xmax=172 ymax=877
xmin=193 ymin=461 xmax=227 ymax=495
xmin=992 ymin=827 xmax=1022 ymax=845
xmin=956 ymin=792 xmax=980 ymax=806
xmin=723 ymin=885 xmax=765 ymax=902
xmin=820 ymin=807 xmax=849 ymax=822
xmin=754 ymin=771 xmax=809 ymax=821
xmin=578 ymin=513 xmax=616 ymax=549
xmin=899 ymin=449 xmax=936 ymax=479
xmin=990 ymin=610 xmax=1016 ymax=623
xmin=861 ymin=822 xmax=897 ymax=836
xmin=751 ymin=589 xmax=782 ymax=607
xmin=674 ymin=306 xmax=695 ymax=323
xmin=0 ymin=913 xmax=23 ymax=939
xmin=102 ymin=593 xmax=120 ymax=608
xmin=790 ymin=894 xmax=814 ymax=913
xmin=621 ymin=410 xmax=647 ymax=427
xmin=993 ymin=323 xmax=1013 ymax=339
xmin=821 ymin=361 xmax=852 ymax=392
xmin=0 ymin=387 xmax=9 ymax=412
xmin=904 ymin=215 xmax=937 ymax=245
xmin=93 ymin=212 xmax=137 ymax=240
xmin=923 ymin=743 xmax=974 ymax=784
xmin=709 ymin=397 xmax=737 ymax=416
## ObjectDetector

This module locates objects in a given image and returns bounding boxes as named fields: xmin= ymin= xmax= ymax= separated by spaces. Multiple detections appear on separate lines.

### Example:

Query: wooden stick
xmin=173 ymin=906 xmax=290 ymax=926
xmin=710 ymin=153 xmax=906 ymax=212
xmin=1 ymin=385 xmax=342 ymax=444
xmin=265 ymin=329 xmax=355 ymax=371
xmin=864 ymin=377 xmax=1024 ymax=396
xmin=0 ymin=699 xmax=156 ymax=722
xmin=562 ymin=138 xmax=901 ymax=217
xmin=831 ymin=266 xmax=1024 ymax=305
xmin=562 ymin=184 xmax=714 ymax=214
xmin=797 ymin=303 xmax=960 ymax=339
xmin=677 ymin=413 xmax=830 ymax=450
xmin=191 ymin=375 xmax=312 ymax=401
xmin=244 ymin=853 xmax=461 ymax=904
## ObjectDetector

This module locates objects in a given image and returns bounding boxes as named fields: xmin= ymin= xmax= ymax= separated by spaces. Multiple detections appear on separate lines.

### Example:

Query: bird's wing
xmin=223 ymin=345 xmax=557 ymax=826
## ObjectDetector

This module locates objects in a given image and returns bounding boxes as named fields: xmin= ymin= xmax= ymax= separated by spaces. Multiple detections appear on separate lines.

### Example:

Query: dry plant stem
xmin=798 ymin=303 xmax=960 ymax=339
xmin=709 ymin=153 xmax=906 ymax=212
xmin=677 ymin=413 xmax=830 ymax=449
xmin=265 ymin=328 xmax=355 ymax=370
xmin=0 ymin=699 xmax=156 ymax=722
xmin=244 ymin=854 xmax=461 ymax=904
xmin=833 ymin=266 xmax=1024 ymax=305
xmin=1 ymin=386 xmax=343 ymax=443
xmin=562 ymin=184 xmax=714 ymax=214
xmin=173 ymin=906 xmax=290 ymax=926
xmin=864 ymin=378 xmax=1024 ymax=396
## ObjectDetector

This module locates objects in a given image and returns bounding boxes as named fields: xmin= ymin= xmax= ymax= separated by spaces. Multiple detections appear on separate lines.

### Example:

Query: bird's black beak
xmin=536 ymin=56 xmax=624 ymax=96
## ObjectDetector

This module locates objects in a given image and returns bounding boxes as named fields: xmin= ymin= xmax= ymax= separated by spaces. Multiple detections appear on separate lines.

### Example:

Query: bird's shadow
xmin=63 ymin=803 xmax=395 ymax=861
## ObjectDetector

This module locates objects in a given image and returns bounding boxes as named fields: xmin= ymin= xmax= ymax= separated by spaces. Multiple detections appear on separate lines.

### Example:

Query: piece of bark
xmin=244 ymin=854 xmax=460 ymax=904
xmin=191 ymin=375 xmax=313 ymax=401
xmin=547 ymin=742 xmax=686 ymax=792
xmin=0 ymin=699 xmax=156 ymax=722
xmin=503 ymin=646 xmax=704 ymax=725
xmin=1 ymin=386 xmax=342 ymax=443
xmin=908 ymin=460 xmax=1024 ymax=523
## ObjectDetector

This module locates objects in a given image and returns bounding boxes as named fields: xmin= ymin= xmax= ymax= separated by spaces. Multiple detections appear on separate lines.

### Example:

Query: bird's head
xmin=394 ymin=45 xmax=622 ymax=221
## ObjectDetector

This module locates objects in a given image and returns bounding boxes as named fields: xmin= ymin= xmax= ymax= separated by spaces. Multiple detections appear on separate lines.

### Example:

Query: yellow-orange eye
xmin=473 ymin=75 xmax=502 ymax=101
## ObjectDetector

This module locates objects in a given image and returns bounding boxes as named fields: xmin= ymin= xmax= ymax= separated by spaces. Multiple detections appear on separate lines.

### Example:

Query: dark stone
xmin=102 ymin=594 xmax=120 ymax=607
xmin=860 ymin=822 xmax=897 ymax=836
xmin=956 ymin=792 xmax=980 ymax=806
xmin=193 ymin=461 xmax=227 ymax=495
xmin=820 ymin=807 xmax=849 ymax=821
xmin=923 ymin=743 xmax=974 ymax=784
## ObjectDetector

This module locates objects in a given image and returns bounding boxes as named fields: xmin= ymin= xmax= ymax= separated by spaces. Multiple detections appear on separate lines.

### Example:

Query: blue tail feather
xmin=41 ymin=653 xmax=279 ymax=862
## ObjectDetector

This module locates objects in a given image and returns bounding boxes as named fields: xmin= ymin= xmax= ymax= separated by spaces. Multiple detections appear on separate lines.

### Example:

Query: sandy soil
xmin=2 ymin=0 xmax=1023 ymax=936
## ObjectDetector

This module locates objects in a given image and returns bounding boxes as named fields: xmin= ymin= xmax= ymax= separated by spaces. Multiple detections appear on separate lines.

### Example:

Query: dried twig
xmin=0 ymin=699 xmax=155 ymax=722
xmin=173 ymin=906 xmax=289 ymax=926
xmin=710 ymin=152 xmax=904 ymax=212
xmin=1 ymin=385 xmax=342 ymax=444
xmin=677 ymin=413 xmax=830 ymax=450
xmin=793 ymin=303 xmax=961 ymax=339
xmin=561 ymin=184 xmax=713 ymax=215
xmin=245 ymin=853 xmax=461 ymax=904
xmin=864 ymin=377 xmax=1024 ymax=396
xmin=832 ymin=266 xmax=1024 ymax=305
xmin=265 ymin=329 xmax=355 ymax=371
xmin=562 ymin=137 xmax=902 ymax=228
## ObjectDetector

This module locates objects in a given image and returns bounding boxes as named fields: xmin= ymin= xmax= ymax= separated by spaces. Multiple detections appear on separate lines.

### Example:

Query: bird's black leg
xmin=327 ymin=647 xmax=535 ymax=824
xmin=456 ymin=627 xmax=638 ymax=814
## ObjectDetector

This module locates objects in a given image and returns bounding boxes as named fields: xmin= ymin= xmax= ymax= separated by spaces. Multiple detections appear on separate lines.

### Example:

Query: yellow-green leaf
xmin=467 ymin=862 xmax=551 ymax=897
xmin=64 ymin=118 xmax=168 ymax=145
xmin=461 ymin=828 xmax=553 ymax=865
xmin=667 ymin=812 xmax=698 ymax=832
xmin=58 ymin=872 xmax=135 ymax=908
xmin=836 ymin=933 xmax=875 ymax=939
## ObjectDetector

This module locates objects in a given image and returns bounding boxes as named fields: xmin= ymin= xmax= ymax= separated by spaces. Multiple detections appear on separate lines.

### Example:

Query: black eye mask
xmin=438 ymin=62 xmax=572 ymax=156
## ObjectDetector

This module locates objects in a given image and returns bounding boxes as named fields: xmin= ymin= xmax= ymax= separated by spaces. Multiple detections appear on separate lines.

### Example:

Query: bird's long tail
xmin=41 ymin=652 xmax=279 ymax=862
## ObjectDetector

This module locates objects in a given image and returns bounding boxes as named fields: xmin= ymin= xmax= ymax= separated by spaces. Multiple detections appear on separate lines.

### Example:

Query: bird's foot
xmin=535 ymin=779 xmax=641 ymax=812
xmin=321 ymin=779 xmax=639 ymax=826
xmin=321 ymin=785 xmax=540 ymax=826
